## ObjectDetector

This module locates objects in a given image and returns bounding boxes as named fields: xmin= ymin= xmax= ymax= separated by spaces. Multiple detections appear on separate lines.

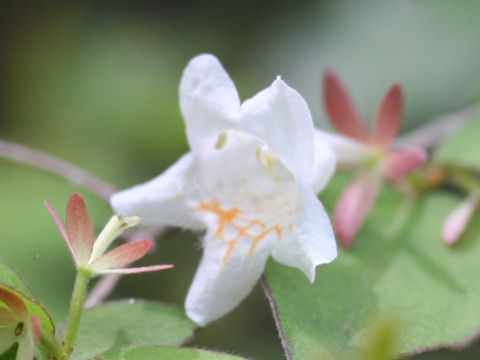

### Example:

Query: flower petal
xmin=442 ymin=195 xmax=480 ymax=245
xmin=98 ymin=264 xmax=173 ymax=274
xmin=195 ymin=131 xmax=297 ymax=209
xmin=89 ymin=215 xmax=140 ymax=262
xmin=308 ymin=138 xmax=337 ymax=193
xmin=180 ymin=55 xmax=317 ymax=179
xmin=271 ymin=183 xmax=337 ymax=282
xmin=0 ymin=325 xmax=17 ymax=355
xmin=179 ymin=54 xmax=240 ymax=153
xmin=111 ymin=152 xmax=204 ymax=229
xmin=15 ymin=325 xmax=34 ymax=360
xmin=186 ymin=133 xmax=301 ymax=326
xmin=381 ymin=148 xmax=427 ymax=181
xmin=334 ymin=172 xmax=382 ymax=248
xmin=185 ymin=233 xmax=271 ymax=326
xmin=240 ymin=78 xmax=315 ymax=179
xmin=90 ymin=239 xmax=153 ymax=273
xmin=66 ymin=194 xmax=95 ymax=265
xmin=323 ymin=69 xmax=369 ymax=141
xmin=44 ymin=200 xmax=76 ymax=263
xmin=0 ymin=288 xmax=27 ymax=318
xmin=372 ymin=84 xmax=403 ymax=146
xmin=0 ymin=308 xmax=17 ymax=325
xmin=314 ymin=129 xmax=374 ymax=169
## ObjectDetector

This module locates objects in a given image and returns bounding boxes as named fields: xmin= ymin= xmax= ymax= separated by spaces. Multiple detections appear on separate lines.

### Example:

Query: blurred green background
xmin=1 ymin=1 xmax=480 ymax=359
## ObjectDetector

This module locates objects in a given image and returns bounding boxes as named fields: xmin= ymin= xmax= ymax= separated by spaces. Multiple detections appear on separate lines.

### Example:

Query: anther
xmin=215 ymin=132 xmax=228 ymax=149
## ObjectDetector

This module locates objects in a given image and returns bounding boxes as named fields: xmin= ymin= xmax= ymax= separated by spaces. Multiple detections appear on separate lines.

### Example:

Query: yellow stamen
xmin=215 ymin=132 xmax=228 ymax=149
xmin=265 ymin=152 xmax=277 ymax=176
xmin=256 ymin=146 xmax=277 ymax=176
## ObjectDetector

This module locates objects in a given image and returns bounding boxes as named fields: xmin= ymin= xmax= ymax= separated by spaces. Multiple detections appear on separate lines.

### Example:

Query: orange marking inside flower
xmin=193 ymin=200 xmax=284 ymax=264
xmin=194 ymin=200 xmax=240 ymax=238
xmin=248 ymin=224 xmax=284 ymax=254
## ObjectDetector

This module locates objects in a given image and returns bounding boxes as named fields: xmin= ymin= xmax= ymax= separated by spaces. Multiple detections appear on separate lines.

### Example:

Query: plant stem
xmin=450 ymin=166 xmax=480 ymax=193
xmin=63 ymin=269 xmax=90 ymax=358
xmin=260 ymin=275 xmax=293 ymax=360
xmin=395 ymin=104 xmax=480 ymax=149
xmin=0 ymin=139 xmax=117 ymax=201
xmin=38 ymin=328 xmax=64 ymax=360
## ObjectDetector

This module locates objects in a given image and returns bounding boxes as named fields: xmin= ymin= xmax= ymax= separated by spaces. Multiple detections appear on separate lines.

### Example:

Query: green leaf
xmin=103 ymin=345 xmax=247 ymax=360
xmin=434 ymin=117 xmax=480 ymax=168
xmin=266 ymin=176 xmax=480 ymax=359
xmin=0 ymin=283 xmax=54 ymax=334
xmin=0 ymin=344 xmax=17 ymax=360
xmin=71 ymin=300 xmax=197 ymax=360
xmin=0 ymin=258 xmax=32 ymax=296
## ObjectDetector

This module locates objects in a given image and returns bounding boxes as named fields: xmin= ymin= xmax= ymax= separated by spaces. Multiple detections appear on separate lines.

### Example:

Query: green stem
xmin=63 ymin=269 xmax=90 ymax=358
xmin=38 ymin=328 xmax=64 ymax=360
xmin=450 ymin=166 xmax=480 ymax=193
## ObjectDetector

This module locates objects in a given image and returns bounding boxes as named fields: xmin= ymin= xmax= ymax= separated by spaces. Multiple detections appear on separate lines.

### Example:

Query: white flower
xmin=111 ymin=54 xmax=337 ymax=326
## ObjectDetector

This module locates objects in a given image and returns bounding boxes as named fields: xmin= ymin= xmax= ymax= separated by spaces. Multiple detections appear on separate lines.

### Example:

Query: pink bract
xmin=322 ymin=70 xmax=427 ymax=248
xmin=334 ymin=172 xmax=381 ymax=248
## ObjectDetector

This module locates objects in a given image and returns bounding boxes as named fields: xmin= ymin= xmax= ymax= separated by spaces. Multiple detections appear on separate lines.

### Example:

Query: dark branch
xmin=396 ymin=105 xmax=480 ymax=149
xmin=261 ymin=275 xmax=293 ymax=360
xmin=0 ymin=139 xmax=117 ymax=201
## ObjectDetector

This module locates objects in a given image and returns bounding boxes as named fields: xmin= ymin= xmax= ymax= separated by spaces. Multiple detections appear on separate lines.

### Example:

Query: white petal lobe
xmin=180 ymin=54 xmax=241 ymax=153
xmin=185 ymin=234 xmax=270 ymax=326
xmin=309 ymin=139 xmax=337 ymax=193
xmin=272 ymin=182 xmax=337 ymax=282
xmin=241 ymin=78 xmax=315 ymax=179
xmin=110 ymin=153 xmax=203 ymax=229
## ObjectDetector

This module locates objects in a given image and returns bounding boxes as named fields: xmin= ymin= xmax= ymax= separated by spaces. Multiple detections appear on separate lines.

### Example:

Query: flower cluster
xmin=316 ymin=70 xmax=427 ymax=247
xmin=111 ymin=54 xmax=338 ymax=326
